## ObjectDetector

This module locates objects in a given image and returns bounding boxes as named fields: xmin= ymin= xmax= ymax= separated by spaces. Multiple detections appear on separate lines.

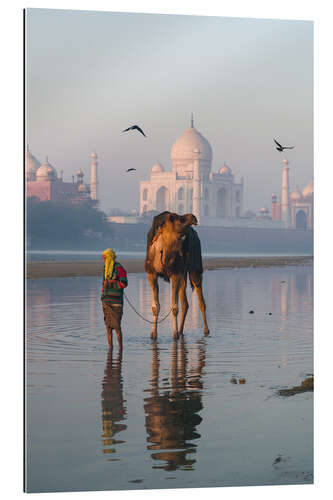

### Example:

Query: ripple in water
xmin=25 ymin=266 xmax=313 ymax=492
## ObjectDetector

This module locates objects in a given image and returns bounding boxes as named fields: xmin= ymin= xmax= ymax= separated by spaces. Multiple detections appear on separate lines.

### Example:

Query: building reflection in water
xmin=275 ymin=267 xmax=313 ymax=366
xmin=144 ymin=338 xmax=206 ymax=471
xmin=101 ymin=350 xmax=127 ymax=461
xmin=89 ymin=284 xmax=98 ymax=329
xmin=26 ymin=287 xmax=51 ymax=331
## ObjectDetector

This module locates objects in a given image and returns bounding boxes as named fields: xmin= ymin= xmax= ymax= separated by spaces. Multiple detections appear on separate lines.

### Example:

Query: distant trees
xmin=26 ymin=198 xmax=112 ymax=249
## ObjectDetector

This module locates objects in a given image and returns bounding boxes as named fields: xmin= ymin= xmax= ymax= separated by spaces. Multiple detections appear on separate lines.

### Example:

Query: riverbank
xmin=26 ymin=256 xmax=313 ymax=279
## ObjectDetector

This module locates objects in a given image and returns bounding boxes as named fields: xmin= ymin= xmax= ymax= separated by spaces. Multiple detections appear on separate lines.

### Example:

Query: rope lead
xmin=124 ymin=291 xmax=172 ymax=325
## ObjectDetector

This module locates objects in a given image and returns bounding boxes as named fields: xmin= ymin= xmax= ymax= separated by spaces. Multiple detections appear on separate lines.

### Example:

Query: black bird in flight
xmin=126 ymin=168 xmax=136 ymax=172
xmin=122 ymin=125 xmax=146 ymax=137
xmin=274 ymin=139 xmax=295 ymax=152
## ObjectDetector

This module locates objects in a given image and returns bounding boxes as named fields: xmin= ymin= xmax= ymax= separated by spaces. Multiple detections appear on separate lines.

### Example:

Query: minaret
xmin=192 ymin=148 xmax=202 ymax=223
xmin=281 ymin=157 xmax=290 ymax=227
xmin=90 ymin=152 xmax=98 ymax=203
xmin=76 ymin=169 xmax=84 ymax=184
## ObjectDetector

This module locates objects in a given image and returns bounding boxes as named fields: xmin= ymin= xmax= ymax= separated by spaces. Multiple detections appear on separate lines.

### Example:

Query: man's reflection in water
xmin=101 ymin=349 xmax=127 ymax=460
xmin=144 ymin=338 xmax=206 ymax=471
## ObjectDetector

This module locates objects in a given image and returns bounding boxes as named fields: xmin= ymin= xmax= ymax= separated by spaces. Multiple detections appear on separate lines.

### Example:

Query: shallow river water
xmin=25 ymin=266 xmax=313 ymax=493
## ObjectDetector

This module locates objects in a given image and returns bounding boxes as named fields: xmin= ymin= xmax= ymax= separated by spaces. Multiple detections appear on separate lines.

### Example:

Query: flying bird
xmin=122 ymin=125 xmax=146 ymax=137
xmin=126 ymin=168 xmax=136 ymax=172
xmin=274 ymin=139 xmax=295 ymax=152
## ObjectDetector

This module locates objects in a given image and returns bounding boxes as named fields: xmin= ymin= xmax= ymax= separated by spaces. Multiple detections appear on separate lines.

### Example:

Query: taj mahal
xmin=140 ymin=116 xmax=244 ymax=226
xmin=25 ymin=116 xmax=313 ymax=231
xmin=139 ymin=116 xmax=313 ymax=230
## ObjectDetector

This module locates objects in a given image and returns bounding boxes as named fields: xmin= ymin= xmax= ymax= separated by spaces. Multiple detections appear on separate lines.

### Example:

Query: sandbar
xmin=26 ymin=256 xmax=313 ymax=279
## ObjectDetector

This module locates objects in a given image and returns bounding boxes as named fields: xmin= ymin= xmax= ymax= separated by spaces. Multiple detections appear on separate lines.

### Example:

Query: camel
xmin=145 ymin=211 xmax=209 ymax=339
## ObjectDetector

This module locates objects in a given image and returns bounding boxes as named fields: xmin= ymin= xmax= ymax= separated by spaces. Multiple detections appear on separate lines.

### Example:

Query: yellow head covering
xmin=102 ymin=248 xmax=116 ymax=280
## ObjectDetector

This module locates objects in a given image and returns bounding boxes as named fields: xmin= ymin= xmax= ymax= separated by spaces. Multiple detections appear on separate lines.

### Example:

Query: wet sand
xmin=26 ymin=256 xmax=313 ymax=279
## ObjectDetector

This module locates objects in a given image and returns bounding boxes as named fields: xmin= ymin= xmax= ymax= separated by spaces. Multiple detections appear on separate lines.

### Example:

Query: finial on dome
xmin=191 ymin=112 xmax=194 ymax=128
xmin=46 ymin=156 xmax=48 ymax=162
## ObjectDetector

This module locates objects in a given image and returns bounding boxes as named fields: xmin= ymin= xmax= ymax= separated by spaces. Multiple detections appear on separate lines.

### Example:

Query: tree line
xmin=26 ymin=197 xmax=113 ymax=249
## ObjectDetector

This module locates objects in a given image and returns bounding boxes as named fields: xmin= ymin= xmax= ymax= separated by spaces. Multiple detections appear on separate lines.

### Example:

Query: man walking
xmin=101 ymin=248 xmax=128 ymax=350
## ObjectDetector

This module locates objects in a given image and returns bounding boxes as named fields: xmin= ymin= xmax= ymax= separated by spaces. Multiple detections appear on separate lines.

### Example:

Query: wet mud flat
xmin=278 ymin=376 xmax=314 ymax=396
xmin=26 ymin=255 xmax=313 ymax=279
xmin=25 ymin=265 xmax=313 ymax=492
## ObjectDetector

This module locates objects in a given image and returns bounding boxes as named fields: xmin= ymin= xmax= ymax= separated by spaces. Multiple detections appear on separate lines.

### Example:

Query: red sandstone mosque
xmin=25 ymin=147 xmax=99 ymax=206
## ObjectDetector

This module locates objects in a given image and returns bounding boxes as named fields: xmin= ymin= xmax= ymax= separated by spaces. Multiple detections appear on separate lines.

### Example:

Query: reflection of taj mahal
xmin=140 ymin=116 xmax=244 ymax=226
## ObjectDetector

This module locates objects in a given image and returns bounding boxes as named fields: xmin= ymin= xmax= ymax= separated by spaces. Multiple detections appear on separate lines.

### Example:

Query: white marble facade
xmin=140 ymin=117 xmax=244 ymax=226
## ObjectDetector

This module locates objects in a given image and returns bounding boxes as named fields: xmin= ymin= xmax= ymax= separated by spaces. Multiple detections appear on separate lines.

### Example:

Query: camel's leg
xmin=170 ymin=274 xmax=181 ymax=339
xmin=193 ymin=279 xmax=209 ymax=335
xmin=178 ymin=275 xmax=189 ymax=335
xmin=148 ymin=272 xmax=160 ymax=339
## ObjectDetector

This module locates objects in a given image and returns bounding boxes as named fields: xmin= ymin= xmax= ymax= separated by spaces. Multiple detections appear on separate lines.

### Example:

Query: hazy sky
xmin=26 ymin=8 xmax=313 ymax=213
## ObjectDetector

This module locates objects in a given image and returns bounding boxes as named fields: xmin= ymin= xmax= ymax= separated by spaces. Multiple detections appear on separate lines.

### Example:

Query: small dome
xmin=25 ymin=148 xmax=41 ymax=180
xmin=302 ymin=179 xmax=314 ymax=198
xmin=219 ymin=163 xmax=232 ymax=175
xmin=260 ymin=207 xmax=269 ymax=214
xmin=78 ymin=182 xmax=88 ymax=192
xmin=151 ymin=161 xmax=165 ymax=174
xmin=282 ymin=158 xmax=289 ymax=165
xmin=290 ymin=187 xmax=302 ymax=200
xmin=76 ymin=169 xmax=84 ymax=176
xmin=36 ymin=159 xmax=57 ymax=181
xmin=91 ymin=152 xmax=98 ymax=159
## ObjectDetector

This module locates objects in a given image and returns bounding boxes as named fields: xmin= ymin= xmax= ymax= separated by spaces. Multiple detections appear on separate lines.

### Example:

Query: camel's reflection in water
xmin=101 ymin=350 xmax=127 ymax=460
xmin=144 ymin=338 xmax=206 ymax=471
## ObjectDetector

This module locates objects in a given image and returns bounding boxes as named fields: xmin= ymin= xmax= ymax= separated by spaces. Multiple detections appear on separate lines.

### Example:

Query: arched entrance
xmin=156 ymin=186 xmax=169 ymax=212
xmin=177 ymin=187 xmax=184 ymax=201
xmin=216 ymin=188 xmax=228 ymax=217
xmin=296 ymin=210 xmax=307 ymax=230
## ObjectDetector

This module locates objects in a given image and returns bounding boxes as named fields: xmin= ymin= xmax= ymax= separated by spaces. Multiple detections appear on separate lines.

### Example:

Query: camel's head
xmin=156 ymin=212 xmax=197 ymax=269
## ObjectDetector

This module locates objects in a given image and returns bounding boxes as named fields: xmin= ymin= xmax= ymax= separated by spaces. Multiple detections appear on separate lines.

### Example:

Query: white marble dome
xmin=171 ymin=125 xmax=212 ymax=162
xmin=151 ymin=161 xmax=165 ymax=174
xmin=25 ymin=148 xmax=41 ymax=180
xmin=302 ymin=179 xmax=314 ymax=198
xmin=36 ymin=159 xmax=57 ymax=181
